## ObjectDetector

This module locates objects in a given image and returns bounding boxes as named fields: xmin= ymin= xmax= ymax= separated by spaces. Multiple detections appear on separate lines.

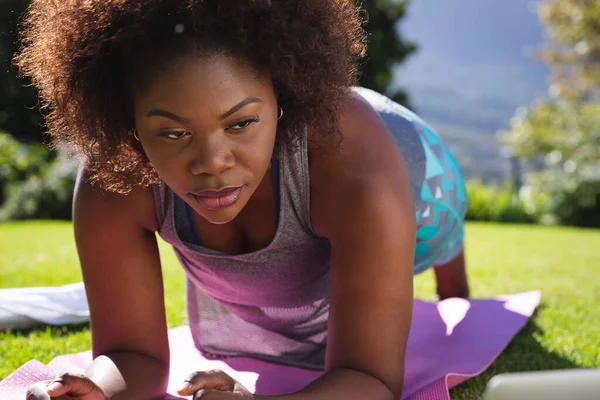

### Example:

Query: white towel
xmin=0 ymin=282 xmax=89 ymax=330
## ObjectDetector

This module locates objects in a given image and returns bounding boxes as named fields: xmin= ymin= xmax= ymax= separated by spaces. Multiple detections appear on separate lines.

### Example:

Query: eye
xmin=227 ymin=117 xmax=259 ymax=131
xmin=158 ymin=130 xmax=191 ymax=140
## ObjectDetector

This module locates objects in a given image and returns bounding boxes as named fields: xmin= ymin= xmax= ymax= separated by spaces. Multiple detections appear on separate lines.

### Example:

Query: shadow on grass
xmin=450 ymin=303 xmax=579 ymax=399
xmin=2 ymin=321 xmax=90 ymax=338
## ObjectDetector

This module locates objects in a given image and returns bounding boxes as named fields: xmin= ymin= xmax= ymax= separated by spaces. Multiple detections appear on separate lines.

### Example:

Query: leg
xmin=434 ymin=249 xmax=470 ymax=300
xmin=407 ymin=114 xmax=470 ymax=295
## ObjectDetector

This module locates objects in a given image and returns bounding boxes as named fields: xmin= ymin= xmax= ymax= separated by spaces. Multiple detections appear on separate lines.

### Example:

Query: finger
xmin=194 ymin=389 xmax=242 ymax=400
xmin=177 ymin=369 xmax=235 ymax=396
xmin=46 ymin=373 xmax=96 ymax=398
xmin=26 ymin=381 xmax=52 ymax=400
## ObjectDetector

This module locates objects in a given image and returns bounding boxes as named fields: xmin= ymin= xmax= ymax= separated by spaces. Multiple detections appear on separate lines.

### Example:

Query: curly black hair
xmin=14 ymin=0 xmax=367 ymax=193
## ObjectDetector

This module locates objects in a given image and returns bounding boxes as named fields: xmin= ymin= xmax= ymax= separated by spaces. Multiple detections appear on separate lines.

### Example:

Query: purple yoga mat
xmin=0 ymin=291 xmax=541 ymax=400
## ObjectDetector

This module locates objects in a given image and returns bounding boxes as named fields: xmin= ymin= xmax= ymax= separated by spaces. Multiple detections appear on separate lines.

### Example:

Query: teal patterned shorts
xmin=411 ymin=120 xmax=468 ymax=273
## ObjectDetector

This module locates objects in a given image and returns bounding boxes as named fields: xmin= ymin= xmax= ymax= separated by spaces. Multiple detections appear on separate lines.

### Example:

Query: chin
xmin=204 ymin=214 xmax=237 ymax=225
xmin=198 ymin=206 xmax=243 ymax=225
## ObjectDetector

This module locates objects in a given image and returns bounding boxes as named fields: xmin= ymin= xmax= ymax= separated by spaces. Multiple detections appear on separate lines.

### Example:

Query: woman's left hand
xmin=177 ymin=369 xmax=254 ymax=399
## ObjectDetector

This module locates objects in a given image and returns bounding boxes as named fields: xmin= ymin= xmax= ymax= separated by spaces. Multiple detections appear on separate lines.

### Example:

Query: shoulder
xmin=73 ymin=165 xmax=158 ymax=233
xmin=308 ymin=89 xmax=405 ymax=181
xmin=308 ymin=90 xmax=414 ymax=237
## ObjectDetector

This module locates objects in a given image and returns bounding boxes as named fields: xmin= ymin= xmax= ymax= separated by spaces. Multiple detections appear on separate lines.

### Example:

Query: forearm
xmin=254 ymin=368 xmax=396 ymax=400
xmin=86 ymin=351 xmax=169 ymax=400
xmin=434 ymin=250 xmax=469 ymax=300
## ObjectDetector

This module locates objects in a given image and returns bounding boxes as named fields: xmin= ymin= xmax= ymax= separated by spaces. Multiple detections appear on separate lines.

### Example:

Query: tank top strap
xmin=276 ymin=128 xmax=318 ymax=238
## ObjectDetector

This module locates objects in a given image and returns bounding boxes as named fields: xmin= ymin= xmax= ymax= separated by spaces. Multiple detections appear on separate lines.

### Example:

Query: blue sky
xmin=392 ymin=0 xmax=551 ymax=132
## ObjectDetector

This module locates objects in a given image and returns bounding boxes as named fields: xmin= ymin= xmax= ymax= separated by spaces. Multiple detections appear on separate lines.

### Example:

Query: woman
xmin=16 ymin=1 xmax=469 ymax=399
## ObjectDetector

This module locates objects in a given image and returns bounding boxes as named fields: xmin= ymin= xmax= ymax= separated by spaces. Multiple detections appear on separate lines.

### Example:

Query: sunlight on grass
xmin=0 ymin=221 xmax=599 ymax=399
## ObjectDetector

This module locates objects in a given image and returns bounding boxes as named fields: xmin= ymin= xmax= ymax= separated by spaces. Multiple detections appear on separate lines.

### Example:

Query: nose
xmin=188 ymin=135 xmax=235 ymax=177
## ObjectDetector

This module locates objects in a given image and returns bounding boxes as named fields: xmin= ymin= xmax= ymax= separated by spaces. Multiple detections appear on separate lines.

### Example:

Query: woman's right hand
xmin=26 ymin=373 xmax=107 ymax=400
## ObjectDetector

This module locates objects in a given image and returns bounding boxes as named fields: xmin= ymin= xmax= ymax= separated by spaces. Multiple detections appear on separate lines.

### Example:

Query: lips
xmin=191 ymin=186 xmax=244 ymax=211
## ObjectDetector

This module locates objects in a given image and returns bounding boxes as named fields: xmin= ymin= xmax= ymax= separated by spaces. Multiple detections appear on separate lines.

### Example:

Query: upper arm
xmin=73 ymin=168 xmax=169 ymax=364
xmin=310 ymin=93 xmax=415 ymax=398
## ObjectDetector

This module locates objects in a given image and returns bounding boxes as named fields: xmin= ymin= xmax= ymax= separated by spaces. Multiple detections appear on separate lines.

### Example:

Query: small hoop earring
xmin=133 ymin=129 xmax=140 ymax=141
xmin=278 ymin=107 xmax=284 ymax=120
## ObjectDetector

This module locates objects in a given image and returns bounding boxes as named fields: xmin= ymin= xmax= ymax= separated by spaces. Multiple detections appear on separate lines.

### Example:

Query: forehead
xmin=131 ymin=54 xmax=272 ymax=114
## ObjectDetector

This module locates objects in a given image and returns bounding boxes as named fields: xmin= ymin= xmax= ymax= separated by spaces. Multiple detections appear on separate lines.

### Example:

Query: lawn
xmin=0 ymin=221 xmax=599 ymax=399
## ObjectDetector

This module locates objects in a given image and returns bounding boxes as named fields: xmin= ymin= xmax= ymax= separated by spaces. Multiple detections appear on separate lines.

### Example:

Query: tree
xmin=359 ymin=0 xmax=418 ymax=108
xmin=537 ymin=0 xmax=600 ymax=101
xmin=501 ymin=0 xmax=600 ymax=227
xmin=0 ymin=0 xmax=43 ymax=144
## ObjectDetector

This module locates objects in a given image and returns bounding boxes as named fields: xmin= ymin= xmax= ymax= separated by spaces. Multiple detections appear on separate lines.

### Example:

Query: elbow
xmin=391 ymin=386 xmax=403 ymax=400
xmin=368 ymin=376 xmax=399 ymax=400
xmin=90 ymin=351 xmax=170 ymax=400
xmin=339 ymin=367 xmax=401 ymax=400
xmin=383 ymin=381 xmax=401 ymax=400
xmin=362 ymin=370 xmax=402 ymax=400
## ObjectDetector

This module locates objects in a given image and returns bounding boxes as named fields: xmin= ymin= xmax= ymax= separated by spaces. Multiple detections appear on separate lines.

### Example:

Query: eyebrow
xmin=145 ymin=96 xmax=262 ymax=123
xmin=145 ymin=109 xmax=189 ymax=124
xmin=219 ymin=96 xmax=262 ymax=120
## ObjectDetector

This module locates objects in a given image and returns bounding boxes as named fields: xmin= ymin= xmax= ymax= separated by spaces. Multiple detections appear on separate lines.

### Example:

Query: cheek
xmin=141 ymin=144 xmax=183 ymax=182
xmin=243 ymin=125 xmax=278 ymax=169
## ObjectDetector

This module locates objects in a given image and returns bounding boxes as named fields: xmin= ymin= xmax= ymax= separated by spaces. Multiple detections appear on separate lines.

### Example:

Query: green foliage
xmin=0 ymin=0 xmax=43 ymax=143
xmin=500 ymin=0 xmax=600 ymax=227
xmin=465 ymin=180 xmax=541 ymax=224
xmin=359 ymin=0 xmax=418 ymax=108
xmin=0 ymin=131 xmax=51 ymax=181
xmin=0 ymin=133 xmax=77 ymax=221
xmin=504 ymin=101 xmax=600 ymax=160
xmin=522 ymin=167 xmax=600 ymax=227
xmin=500 ymin=97 xmax=600 ymax=227
xmin=537 ymin=0 xmax=600 ymax=101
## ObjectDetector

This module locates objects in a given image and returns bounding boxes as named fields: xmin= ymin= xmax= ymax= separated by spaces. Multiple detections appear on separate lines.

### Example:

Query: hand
xmin=26 ymin=373 xmax=107 ymax=400
xmin=177 ymin=369 xmax=254 ymax=399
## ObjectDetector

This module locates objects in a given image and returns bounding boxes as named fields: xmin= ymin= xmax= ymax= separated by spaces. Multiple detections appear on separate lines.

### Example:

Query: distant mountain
xmin=403 ymin=86 xmax=519 ymax=133
xmin=391 ymin=0 xmax=551 ymax=182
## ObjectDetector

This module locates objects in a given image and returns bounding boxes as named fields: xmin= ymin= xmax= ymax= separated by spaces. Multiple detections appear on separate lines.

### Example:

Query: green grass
xmin=1 ymin=221 xmax=599 ymax=399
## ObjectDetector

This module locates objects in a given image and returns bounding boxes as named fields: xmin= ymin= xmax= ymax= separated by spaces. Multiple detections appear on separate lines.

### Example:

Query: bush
xmin=465 ymin=180 xmax=541 ymax=224
xmin=521 ymin=168 xmax=600 ymax=228
xmin=501 ymin=99 xmax=600 ymax=228
xmin=0 ymin=133 xmax=78 ymax=221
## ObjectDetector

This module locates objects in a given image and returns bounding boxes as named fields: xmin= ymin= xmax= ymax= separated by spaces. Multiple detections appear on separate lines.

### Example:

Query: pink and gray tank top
xmin=151 ymin=87 xmax=467 ymax=369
